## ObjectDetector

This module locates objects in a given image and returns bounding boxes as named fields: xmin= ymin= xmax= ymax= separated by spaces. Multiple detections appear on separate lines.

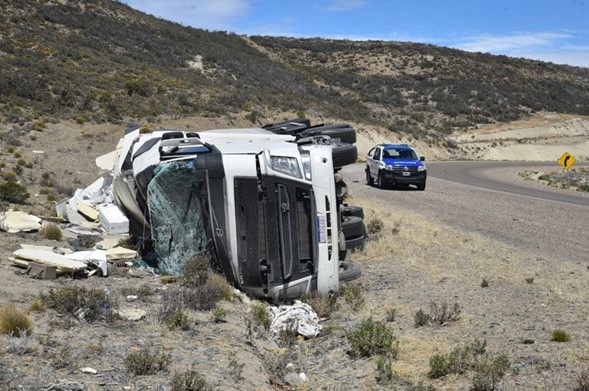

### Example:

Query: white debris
xmin=99 ymin=204 xmax=129 ymax=235
xmin=0 ymin=211 xmax=42 ymax=233
xmin=79 ymin=367 xmax=98 ymax=375
xmin=269 ymin=300 xmax=322 ymax=338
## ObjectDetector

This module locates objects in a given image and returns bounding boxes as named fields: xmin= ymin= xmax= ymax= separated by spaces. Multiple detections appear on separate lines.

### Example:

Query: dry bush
xmin=29 ymin=298 xmax=47 ymax=312
xmin=171 ymin=370 xmax=213 ymax=391
xmin=301 ymin=290 xmax=340 ymax=318
xmin=125 ymin=346 xmax=171 ymax=375
xmin=4 ymin=329 xmax=35 ymax=355
xmin=0 ymin=304 xmax=33 ymax=336
xmin=41 ymin=286 xmax=116 ymax=322
xmin=41 ymin=222 xmax=62 ymax=241
xmin=341 ymin=282 xmax=365 ymax=311
xmin=182 ymin=253 xmax=210 ymax=288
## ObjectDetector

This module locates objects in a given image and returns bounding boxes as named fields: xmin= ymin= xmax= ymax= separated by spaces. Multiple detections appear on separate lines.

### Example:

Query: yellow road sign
xmin=558 ymin=152 xmax=576 ymax=170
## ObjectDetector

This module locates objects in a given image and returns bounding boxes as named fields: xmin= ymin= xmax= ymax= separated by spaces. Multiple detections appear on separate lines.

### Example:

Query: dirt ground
xmin=0 ymin=114 xmax=588 ymax=390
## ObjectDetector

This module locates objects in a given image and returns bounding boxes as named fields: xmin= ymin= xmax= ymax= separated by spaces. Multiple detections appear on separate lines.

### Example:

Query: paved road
xmin=341 ymin=161 xmax=589 ymax=262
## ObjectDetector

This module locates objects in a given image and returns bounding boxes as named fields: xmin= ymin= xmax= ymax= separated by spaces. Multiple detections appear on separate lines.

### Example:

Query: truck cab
xmin=113 ymin=127 xmax=340 ymax=300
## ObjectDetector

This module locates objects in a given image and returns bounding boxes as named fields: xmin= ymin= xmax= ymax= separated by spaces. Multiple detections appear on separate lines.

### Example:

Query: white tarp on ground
xmin=269 ymin=301 xmax=322 ymax=338
xmin=0 ymin=211 xmax=42 ymax=233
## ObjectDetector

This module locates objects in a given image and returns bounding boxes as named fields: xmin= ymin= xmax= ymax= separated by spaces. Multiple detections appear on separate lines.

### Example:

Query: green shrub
xmin=301 ymin=290 xmax=340 ymax=318
xmin=2 ymin=170 xmax=17 ymax=182
xmin=376 ymin=354 xmax=396 ymax=384
xmin=551 ymin=329 xmax=571 ymax=342
xmin=0 ymin=304 xmax=33 ymax=336
xmin=212 ymin=306 xmax=227 ymax=323
xmin=471 ymin=354 xmax=510 ymax=391
xmin=414 ymin=309 xmax=432 ymax=327
xmin=41 ymin=223 xmax=62 ymax=241
xmin=250 ymin=302 xmax=271 ymax=330
xmin=0 ymin=182 xmax=29 ymax=203
xmin=480 ymin=278 xmax=489 ymax=288
xmin=41 ymin=286 xmax=115 ymax=322
xmin=171 ymin=370 xmax=213 ymax=391
xmin=182 ymin=254 xmax=209 ymax=288
xmin=428 ymin=340 xmax=488 ymax=379
xmin=385 ymin=308 xmax=398 ymax=322
xmin=166 ymin=309 xmax=190 ymax=330
xmin=125 ymin=346 xmax=171 ymax=375
xmin=341 ymin=282 xmax=365 ymax=311
xmin=347 ymin=318 xmax=398 ymax=359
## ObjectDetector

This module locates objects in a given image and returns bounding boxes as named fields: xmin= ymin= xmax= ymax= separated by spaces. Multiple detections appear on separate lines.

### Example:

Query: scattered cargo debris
xmin=0 ymin=210 xmax=42 ymax=233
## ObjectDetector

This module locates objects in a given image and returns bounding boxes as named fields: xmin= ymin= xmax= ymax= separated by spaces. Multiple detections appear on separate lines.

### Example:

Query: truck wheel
xmin=339 ymin=261 xmax=362 ymax=282
xmin=332 ymin=143 xmax=357 ymax=169
xmin=365 ymin=168 xmax=374 ymax=186
xmin=342 ymin=216 xmax=365 ymax=239
xmin=299 ymin=126 xmax=356 ymax=144
xmin=341 ymin=205 xmax=364 ymax=219
xmin=345 ymin=235 xmax=365 ymax=252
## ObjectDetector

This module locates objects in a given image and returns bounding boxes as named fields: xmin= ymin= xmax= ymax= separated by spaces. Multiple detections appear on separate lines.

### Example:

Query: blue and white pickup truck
xmin=365 ymin=143 xmax=427 ymax=190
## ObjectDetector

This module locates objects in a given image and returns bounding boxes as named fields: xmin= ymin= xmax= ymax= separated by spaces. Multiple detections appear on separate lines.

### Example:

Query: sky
xmin=123 ymin=0 xmax=589 ymax=68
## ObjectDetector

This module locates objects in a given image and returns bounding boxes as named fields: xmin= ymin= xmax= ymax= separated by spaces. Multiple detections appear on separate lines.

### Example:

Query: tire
xmin=345 ymin=235 xmax=365 ymax=252
xmin=341 ymin=216 xmax=365 ymax=239
xmin=417 ymin=182 xmax=426 ymax=191
xmin=332 ymin=143 xmax=357 ymax=169
xmin=376 ymin=170 xmax=386 ymax=189
xmin=298 ymin=126 xmax=356 ymax=144
xmin=341 ymin=205 xmax=364 ymax=219
xmin=262 ymin=118 xmax=310 ymax=135
xmin=365 ymin=167 xmax=374 ymax=186
xmin=339 ymin=261 xmax=362 ymax=282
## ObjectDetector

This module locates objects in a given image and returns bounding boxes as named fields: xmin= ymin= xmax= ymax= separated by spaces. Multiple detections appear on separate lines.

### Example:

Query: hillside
xmin=1 ymin=0 xmax=589 ymax=142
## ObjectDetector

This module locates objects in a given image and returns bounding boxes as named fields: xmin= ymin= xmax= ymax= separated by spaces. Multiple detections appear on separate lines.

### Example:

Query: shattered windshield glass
xmin=147 ymin=160 xmax=209 ymax=276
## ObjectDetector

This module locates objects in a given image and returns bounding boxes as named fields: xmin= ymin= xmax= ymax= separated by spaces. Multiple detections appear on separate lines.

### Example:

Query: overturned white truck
xmin=112 ymin=122 xmax=362 ymax=300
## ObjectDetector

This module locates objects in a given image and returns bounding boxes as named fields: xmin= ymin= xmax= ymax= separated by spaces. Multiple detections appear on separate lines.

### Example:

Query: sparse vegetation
xmin=385 ymin=308 xmax=398 ymax=322
xmin=166 ymin=309 xmax=190 ymax=330
xmin=551 ymin=329 xmax=571 ymax=342
xmin=341 ymin=282 xmax=365 ymax=311
xmin=171 ymin=370 xmax=213 ymax=391
xmin=574 ymin=368 xmax=589 ymax=391
xmin=40 ymin=286 xmax=116 ymax=322
xmin=250 ymin=302 xmax=271 ymax=330
xmin=41 ymin=222 xmax=62 ymax=241
xmin=301 ymin=290 xmax=340 ymax=318
xmin=414 ymin=309 xmax=432 ymax=327
xmin=0 ymin=181 xmax=29 ymax=203
xmin=347 ymin=318 xmax=399 ymax=359
xmin=0 ymin=304 xmax=33 ymax=336
xmin=124 ymin=345 xmax=171 ymax=375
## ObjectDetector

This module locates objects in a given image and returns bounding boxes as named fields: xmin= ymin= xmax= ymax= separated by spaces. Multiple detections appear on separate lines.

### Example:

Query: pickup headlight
xmin=271 ymin=156 xmax=302 ymax=178
xmin=385 ymin=165 xmax=393 ymax=171
xmin=417 ymin=165 xmax=426 ymax=172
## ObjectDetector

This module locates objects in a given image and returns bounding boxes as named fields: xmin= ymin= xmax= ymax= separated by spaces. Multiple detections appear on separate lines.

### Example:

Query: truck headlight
xmin=417 ymin=165 xmax=426 ymax=172
xmin=271 ymin=156 xmax=302 ymax=178
xmin=301 ymin=152 xmax=312 ymax=180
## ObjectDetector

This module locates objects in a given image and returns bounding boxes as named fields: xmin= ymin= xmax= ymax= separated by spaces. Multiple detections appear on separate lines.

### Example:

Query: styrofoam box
xmin=99 ymin=204 xmax=129 ymax=235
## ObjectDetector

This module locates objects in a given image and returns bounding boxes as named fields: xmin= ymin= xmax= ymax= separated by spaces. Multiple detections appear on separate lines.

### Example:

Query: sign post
xmin=557 ymin=152 xmax=576 ymax=188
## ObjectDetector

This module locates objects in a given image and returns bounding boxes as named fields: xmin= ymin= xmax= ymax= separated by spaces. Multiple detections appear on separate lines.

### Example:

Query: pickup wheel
xmin=341 ymin=216 xmax=365 ymax=239
xmin=376 ymin=170 xmax=386 ymax=189
xmin=332 ymin=143 xmax=358 ymax=169
xmin=339 ymin=261 xmax=362 ymax=282
xmin=341 ymin=205 xmax=364 ymax=219
xmin=365 ymin=168 xmax=374 ymax=186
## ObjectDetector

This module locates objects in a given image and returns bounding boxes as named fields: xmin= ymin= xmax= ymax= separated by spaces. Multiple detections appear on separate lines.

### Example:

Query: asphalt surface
xmin=341 ymin=161 xmax=589 ymax=263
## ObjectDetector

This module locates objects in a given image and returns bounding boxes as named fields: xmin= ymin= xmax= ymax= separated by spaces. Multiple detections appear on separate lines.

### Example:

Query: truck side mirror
xmin=420 ymin=156 xmax=425 ymax=161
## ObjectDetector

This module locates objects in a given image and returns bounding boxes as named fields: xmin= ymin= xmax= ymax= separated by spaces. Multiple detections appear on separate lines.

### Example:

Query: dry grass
xmin=0 ymin=304 xmax=33 ymax=336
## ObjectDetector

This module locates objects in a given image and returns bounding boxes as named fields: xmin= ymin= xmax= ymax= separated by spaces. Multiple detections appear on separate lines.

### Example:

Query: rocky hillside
xmin=1 ymin=0 xmax=588 ymax=142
